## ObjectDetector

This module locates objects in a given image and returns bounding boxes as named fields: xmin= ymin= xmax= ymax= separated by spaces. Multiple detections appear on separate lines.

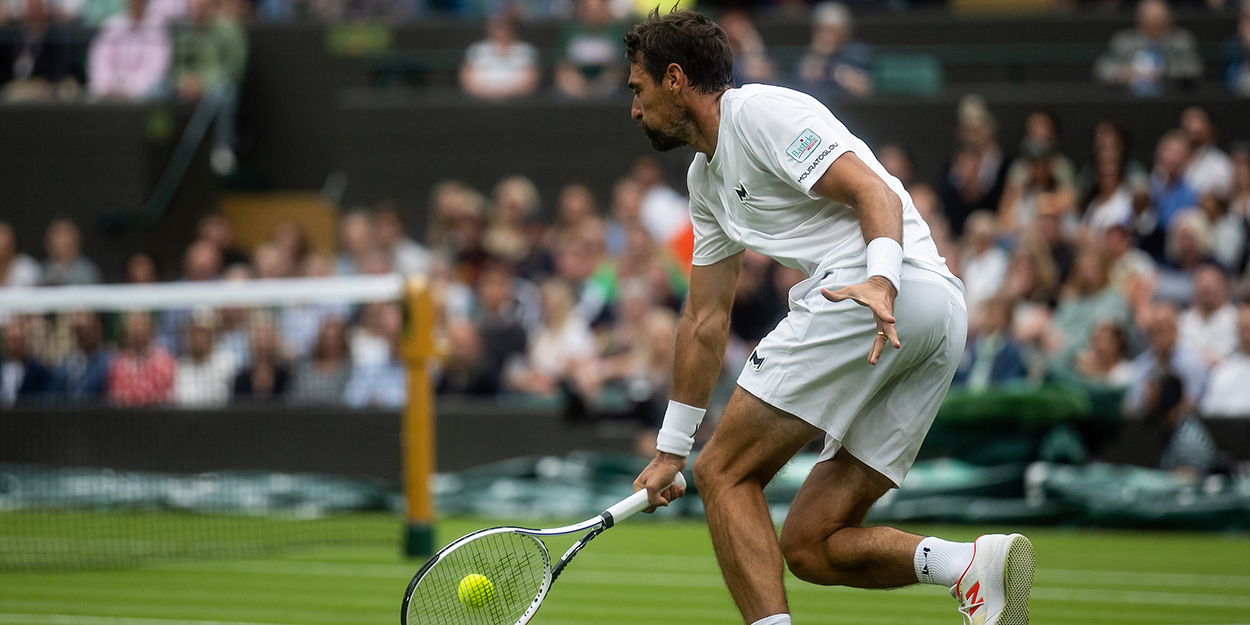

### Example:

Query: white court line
xmin=0 ymin=615 xmax=299 ymax=625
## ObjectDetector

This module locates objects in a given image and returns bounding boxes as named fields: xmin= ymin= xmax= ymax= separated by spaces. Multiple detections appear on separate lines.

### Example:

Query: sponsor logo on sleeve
xmin=786 ymin=129 xmax=822 ymax=162
xmin=796 ymin=143 xmax=840 ymax=184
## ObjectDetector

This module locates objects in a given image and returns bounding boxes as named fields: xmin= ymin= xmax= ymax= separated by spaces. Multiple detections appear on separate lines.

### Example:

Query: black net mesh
xmin=406 ymin=531 xmax=550 ymax=625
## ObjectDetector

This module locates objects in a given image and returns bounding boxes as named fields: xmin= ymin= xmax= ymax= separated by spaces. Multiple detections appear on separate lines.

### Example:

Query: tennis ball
xmin=457 ymin=573 xmax=494 ymax=608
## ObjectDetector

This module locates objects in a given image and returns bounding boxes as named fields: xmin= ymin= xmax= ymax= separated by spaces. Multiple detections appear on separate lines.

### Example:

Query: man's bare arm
xmin=810 ymin=152 xmax=905 ymax=364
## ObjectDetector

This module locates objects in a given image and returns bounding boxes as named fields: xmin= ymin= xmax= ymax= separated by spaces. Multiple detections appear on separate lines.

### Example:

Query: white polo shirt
xmin=687 ymin=84 xmax=953 ymax=283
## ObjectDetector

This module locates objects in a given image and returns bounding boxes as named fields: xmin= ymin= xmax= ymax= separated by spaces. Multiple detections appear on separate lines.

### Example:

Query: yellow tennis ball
xmin=457 ymin=573 xmax=494 ymax=608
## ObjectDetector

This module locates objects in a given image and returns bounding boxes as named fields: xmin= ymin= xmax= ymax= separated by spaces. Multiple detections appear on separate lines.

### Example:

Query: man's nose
xmin=631 ymin=101 xmax=642 ymax=120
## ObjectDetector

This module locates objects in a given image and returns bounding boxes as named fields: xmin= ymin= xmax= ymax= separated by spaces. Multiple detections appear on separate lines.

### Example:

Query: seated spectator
xmin=460 ymin=13 xmax=539 ymax=101
xmin=630 ymin=156 xmax=690 ymax=256
xmin=1 ymin=316 xmax=51 ymax=405
xmin=1181 ymin=106 xmax=1234 ymax=199
xmin=1094 ymin=0 xmax=1202 ymax=96
xmin=125 ymin=251 xmax=161 ymax=283
xmin=175 ymin=309 xmax=237 ymax=407
xmin=604 ymin=177 xmax=642 ymax=257
xmin=436 ymin=319 xmax=500 ymax=396
xmin=1156 ymin=209 xmax=1214 ymax=303
xmin=1178 ymin=264 xmax=1238 ymax=365
xmin=1034 ymin=206 xmax=1076 ymax=284
xmin=484 ymin=177 xmax=540 ymax=264
xmin=1000 ymin=138 xmax=1079 ymax=238
xmin=1046 ymin=249 xmax=1130 ymax=370
xmin=911 ymin=184 xmax=958 ymax=270
xmin=1223 ymin=3 xmax=1250 ymax=95
xmin=53 ymin=311 xmax=112 ymax=400
xmin=87 ymin=0 xmax=171 ymax=101
xmin=510 ymin=279 xmax=597 ymax=396
xmin=940 ymin=96 xmax=1007 ymax=237
xmin=729 ymin=251 xmax=786 ymax=347
xmin=1150 ymin=130 xmax=1200 ymax=231
xmin=1006 ymin=111 xmax=1077 ymax=190
xmin=157 ymin=239 xmax=223 ymax=352
xmin=279 ymin=254 xmax=350 ymax=359
xmin=877 ymin=144 xmax=914 ymax=189
xmin=959 ymin=211 xmax=1009 ymax=315
xmin=1082 ymin=149 xmax=1135 ymax=234
xmin=600 ymin=307 xmax=678 ymax=426
xmin=41 ymin=218 xmax=101 ymax=286
xmin=232 ymin=318 xmax=290 ymax=400
xmin=171 ymin=0 xmax=247 ymax=174
xmin=1104 ymin=224 xmax=1156 ymax=317
xmin=1146 ymin=372 xmax=1217 ymax=480
xmin=1200 ymin=303 xmax=1250 ymax=418
xmin=1 ymin=0 xmax=79 ymax=103
xmin=334 ymin=208 xmax=376 ymax=276
xmin=196 ymin=212 xmax=248 ymax=268
xmin=1076 ymin=321 xmax=1134 ymax=387
xmin=954 ymin=297 xmax=1028 ymax=392
xmin=252 ymin=242 xmax=292 ymax=279
xmin=107 ymin=311 xmax=175 ymax=407
xmin=343 ymin=301 xmax=405 ymax=408
xmin=553 ymin=0 xmax=625 ymax=100
xmin=794 ymin=2 xmax=872 ymax=99
xmin=470 ymin=260 xmax=533 ymax=382
xmin=1078 ymin=121 xmax=1148 ymax=199
xmin=374 ymin=202 xmax=432 ymax=276
xmin=1198 ymin=193 xmax=1247 ymax=274
xmin=1124 ymin=302 xmax=1208 ymax=416
xmin=289 ymin=317 xmax=351 ymax=404
xmin=0 ymin=222 xmax=41 ymax=288
xmin=719 ymin=8 xmax=773 ymax=85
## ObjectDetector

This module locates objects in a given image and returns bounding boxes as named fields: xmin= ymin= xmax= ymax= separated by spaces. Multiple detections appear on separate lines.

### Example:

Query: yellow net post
xmin=401 ymin=276 xmax=436 ymax=558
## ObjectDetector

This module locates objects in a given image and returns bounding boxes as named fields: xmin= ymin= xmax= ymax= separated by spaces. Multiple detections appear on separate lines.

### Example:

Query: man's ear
xmin=665 ymin=62 xmax=684 ymax=94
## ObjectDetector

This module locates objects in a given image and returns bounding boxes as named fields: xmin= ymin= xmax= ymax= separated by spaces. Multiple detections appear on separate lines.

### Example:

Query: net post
xmin=401 ymin=276 xmax=436 ymax=558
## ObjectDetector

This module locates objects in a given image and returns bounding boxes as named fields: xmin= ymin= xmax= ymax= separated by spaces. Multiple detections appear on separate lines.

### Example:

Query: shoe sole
xmin=999 ymin=534 xmax=1035 ymax=625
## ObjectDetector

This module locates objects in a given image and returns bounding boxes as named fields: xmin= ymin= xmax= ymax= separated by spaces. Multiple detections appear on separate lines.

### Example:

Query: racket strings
xmin=407 ymin=531 xmax=549 ymax=625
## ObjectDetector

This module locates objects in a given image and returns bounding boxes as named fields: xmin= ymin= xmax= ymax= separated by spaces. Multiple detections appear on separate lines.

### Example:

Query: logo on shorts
xmin=786 ymin=128 xmax=822 ymax=162
xmin=748 ymin=350 xmax=766 ymax=370
xmin=734 ymin=182 xmax=748 ymax=202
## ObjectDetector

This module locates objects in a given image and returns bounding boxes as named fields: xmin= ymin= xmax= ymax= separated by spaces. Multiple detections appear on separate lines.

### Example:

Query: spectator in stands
xmin=1078 ymin=121 xmax=1150 ymax=199
xmin=1200 ymin=302 xmax=1250 ymax=417
xmin=604 ymin=177 xmax=642 ymax=257
xmin=87 ymin=0 xmax=171 ymax=101
xmin=1046 ymin=248 xmax=1131 ymax=370
xmin=374 ymin=202 xmax=432 ymax=276
xmin=1076 ymin=321 xmax=1134 ymax=387
xmin=157 ymin=239 xmax=223 ymax=352
xmin=1 ymin=0 xmax=79 ymax=103
xmin=1199 ymin=193 xmax=1247 ymax=273
xmin=471 ymin=260 xmax=533 ymax=384
xmin=125 ymin=251 xmax=161 ymax=283
xmin=1 ymin=316 xmax=51 ymax=405
xmin=1156 ymin=209 xmax=1213 ymax=302
xmin=1151 ymin=129 xmax=1200 ymax=231
xmin=1104 ymin=223 xmax=1156 ymax=315
xmin=1124 ymin=302 xmax=1208 ymax=416
xmin=1094 ymin=0 xmax=1202 ymax=96
xmin=911 ymin=184 xmax=959 ymax=270
xmin=1181 ymin=106 xmax=1234 ymax=199
xmin=278 ymin=253 xmax=349 ymax=359
xmin=630 ymin=156 xmax=690 ymax=258
xmin=1223 ymin=2 xmax=1250 ymax=95
xmin=553 ymin=0 xmax=625 ymax=100
xmin=510 ymin=279 xmax=597 ymax=396
xmin=960 ymin=210 xmax=1009 ymax=316
xmin=999 ymin=139 xmax=1079 ymax=237
xmin=600 ymin=306 xmax=679 ymax=426
xmin=232 ymin=317 xmax=290 ymax=400
xmin=954 ymin=297 xmax=1028 ymax=392
xmin=252 ymin=242 xmax=292 ymax=279
xmin=171 ymin=0 xmax=247 ymax=175
xmin=1083 ymin=149 xmax=1135 ymax=234
xmin=485 ymin=176 xmax=540 ymax=263
xmin=1178 ymin=264 xmax=1238 ymax=364
xmin=460 ymin=13 xmax=539 ymax=101
xmin=1033 ymin=206 xmax=1077 ymax=284
xmin=794 ymin=2 xmax=872 ymax=98
xmin=53 ymin=311 xmax=112 ymax=400
xmin=196 ymin=213 xmax=247 ymax=268
xmin=269 ymin=220 xmax=309 ymax=271
xmin=940 ymin=96 xmax=1007 ymax=237
xmin=343 ymin=301 xmax=406 ymax=408
xmin=728 ymin=251 xmax=785 ymax=347
xmin=0 ymin=222 xmax=41 ymax=288
xmin=107 ymin=311 xmax=175 ymax=407
xmin=1008 ymin=111 xmax=1077 ymax=190
xmin=289 ymin=317 xmax=351 ymax=404
xmin=877 ymin=144 xmax=914 ymax=189
xmin=175 ymin=309 xmax=237 ymax=407
xmin=1147 ymin=372 xmax=1217 ymax=479
xmin=719 ymin=8 xmax=773 ymax=85
xmin=436 ymin=319 xmax=500 ymax=396
xmin=1002 ymin=240 xmax=1060 ymax=364
xmin=41 ymin=218 xmax=101 ymax=286
xmin=334 ymin=209 xmax=375 ymax=276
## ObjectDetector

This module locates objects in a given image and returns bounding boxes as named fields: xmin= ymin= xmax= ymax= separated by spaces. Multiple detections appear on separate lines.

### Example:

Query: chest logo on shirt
xmin=786 ymin=128 xmax=822 ymax=162
xmin=734 ymin=182 xmax=748 ymax=202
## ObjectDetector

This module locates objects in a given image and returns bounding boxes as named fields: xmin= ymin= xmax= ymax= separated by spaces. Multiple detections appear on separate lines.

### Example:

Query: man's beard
xmin=639 ymin=110 xmax=694 ymax=152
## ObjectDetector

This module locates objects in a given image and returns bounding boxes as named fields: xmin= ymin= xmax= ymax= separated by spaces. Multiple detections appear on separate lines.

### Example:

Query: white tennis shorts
xmin=736 ymin=263 xmax=967 ymax=486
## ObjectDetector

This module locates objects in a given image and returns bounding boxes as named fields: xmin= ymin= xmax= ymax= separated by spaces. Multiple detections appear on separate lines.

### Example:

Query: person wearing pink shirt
xmin=87 ymin=0 xmax=171 ymax=101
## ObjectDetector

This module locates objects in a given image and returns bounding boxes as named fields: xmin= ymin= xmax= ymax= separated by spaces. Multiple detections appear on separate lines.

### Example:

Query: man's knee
xmin=779 ymin=523 xmax=838 ymax=584
xmin=692 ymin=449 xmax=725 ymax=496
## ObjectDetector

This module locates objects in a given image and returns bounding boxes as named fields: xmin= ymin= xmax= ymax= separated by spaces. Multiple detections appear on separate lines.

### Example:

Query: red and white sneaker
xmin=950 ymin=533 xmax=1034 ymax=625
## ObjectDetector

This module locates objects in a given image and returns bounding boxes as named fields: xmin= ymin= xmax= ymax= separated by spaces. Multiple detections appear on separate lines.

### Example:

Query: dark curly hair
xmin=624 ymin=10 xmax=734 ymax=95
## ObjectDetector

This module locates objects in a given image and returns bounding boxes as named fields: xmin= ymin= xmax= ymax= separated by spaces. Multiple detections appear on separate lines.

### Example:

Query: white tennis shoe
xmin=950 ymin=533 xmax=1034 ymax=625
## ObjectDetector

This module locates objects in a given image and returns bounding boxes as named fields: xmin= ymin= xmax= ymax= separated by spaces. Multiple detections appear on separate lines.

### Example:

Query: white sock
xmin=750 ymin=615 xmax=791 ymax=625
xmin=914 ymin=537 xmax=975 ymax=587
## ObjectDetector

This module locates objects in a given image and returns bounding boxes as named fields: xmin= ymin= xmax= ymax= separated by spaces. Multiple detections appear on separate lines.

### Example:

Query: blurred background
xmin=2 ymin=0 xmax=1250 ymax=584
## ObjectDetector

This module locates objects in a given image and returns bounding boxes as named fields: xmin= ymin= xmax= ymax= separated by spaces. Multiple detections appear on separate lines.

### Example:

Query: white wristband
xmin=865 ymin=237 xmax=903 ymax=295
xmin=655 ymin=400 xmax=707 ymax=457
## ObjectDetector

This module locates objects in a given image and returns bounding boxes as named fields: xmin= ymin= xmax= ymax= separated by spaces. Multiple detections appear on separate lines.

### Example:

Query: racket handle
xmin=603 ymin=472 xmax=687 ymax=527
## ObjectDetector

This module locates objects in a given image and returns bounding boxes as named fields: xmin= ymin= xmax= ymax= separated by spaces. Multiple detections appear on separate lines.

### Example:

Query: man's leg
xmin=778 ymin=447 xmax=974 ymax=589
xmin=692 ymin=387 xmax=822 ymax=624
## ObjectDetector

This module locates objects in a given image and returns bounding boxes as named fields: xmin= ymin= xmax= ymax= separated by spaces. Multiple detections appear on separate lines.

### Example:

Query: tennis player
xmin=625 ymin=11 xmax=1032 ymax=625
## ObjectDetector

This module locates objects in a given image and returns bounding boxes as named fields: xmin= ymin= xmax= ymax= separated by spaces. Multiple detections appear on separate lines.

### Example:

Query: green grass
xmin=1 ymin=516 xmax=1248 ymax=625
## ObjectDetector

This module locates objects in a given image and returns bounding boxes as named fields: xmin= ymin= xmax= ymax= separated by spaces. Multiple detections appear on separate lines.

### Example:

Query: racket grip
xmin=603 ymin=472 xmax=687 ymax=526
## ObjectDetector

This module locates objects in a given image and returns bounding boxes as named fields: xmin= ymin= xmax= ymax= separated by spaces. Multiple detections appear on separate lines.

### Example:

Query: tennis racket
xmin=401 ymin=472 xmax=686 ymax=625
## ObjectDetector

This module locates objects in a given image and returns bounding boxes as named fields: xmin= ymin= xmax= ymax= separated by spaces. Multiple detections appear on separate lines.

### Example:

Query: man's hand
xmin=822 ymin=276 xmax=901 ymax=365
xmin=632 ymin=451 xmax=688 ymax=513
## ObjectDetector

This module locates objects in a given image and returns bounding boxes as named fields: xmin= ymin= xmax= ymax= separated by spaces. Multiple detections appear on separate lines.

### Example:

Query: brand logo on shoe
xmin=965 ymin=581 xmax=982 ymax=615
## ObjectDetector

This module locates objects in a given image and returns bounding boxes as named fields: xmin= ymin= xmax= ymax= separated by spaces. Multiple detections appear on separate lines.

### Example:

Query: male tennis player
xmin=625 ymin=11 xmax=1033 ymax=625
